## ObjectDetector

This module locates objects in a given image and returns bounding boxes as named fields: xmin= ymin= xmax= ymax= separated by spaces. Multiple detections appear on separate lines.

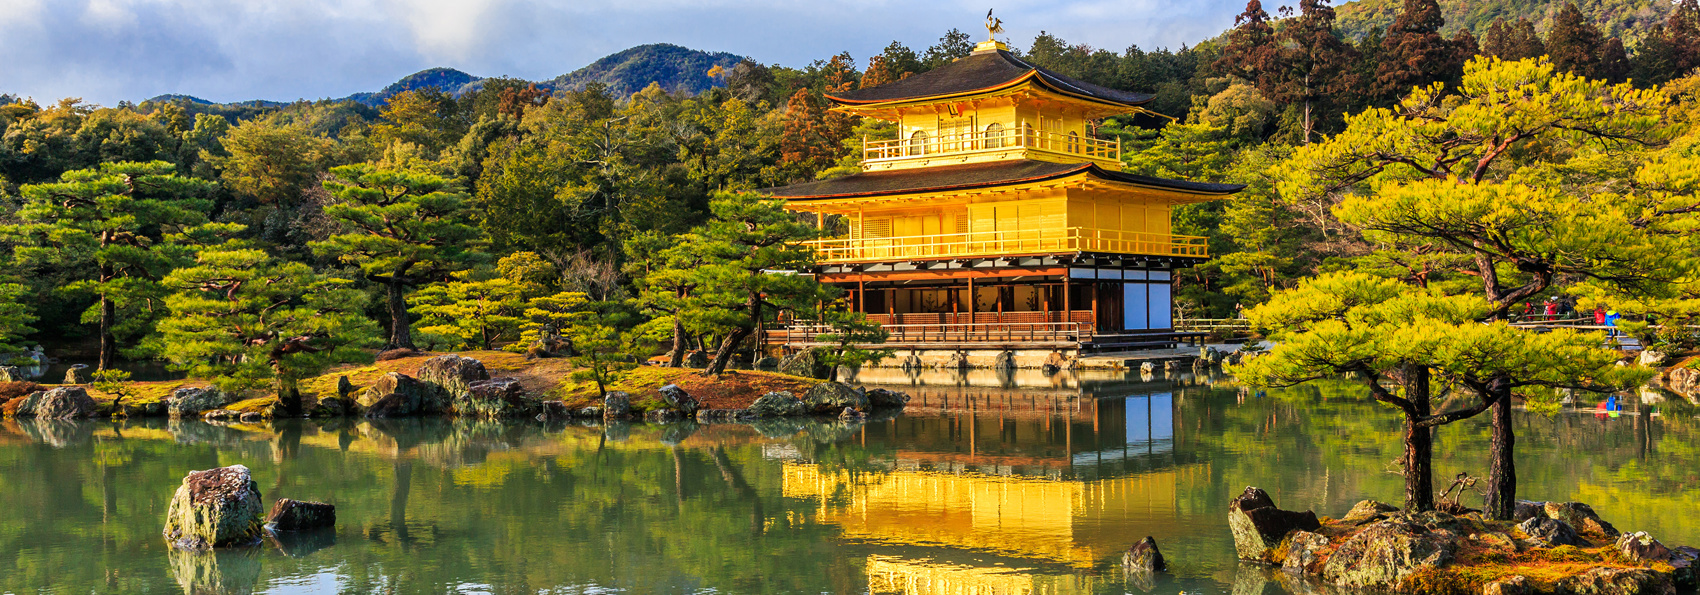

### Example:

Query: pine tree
xmin=1482 ymin=18 xmax=1545 ymax=61
xmin=1671 ymin=0 xmax=1700 ymax=73
xmin=157 ymin=244 xmax=377 ymax=413
xmin=1214 ymin=1 xmax=1279 ymax=88
xmin=311 ymin=165 xmax=483 ymax=350
xmin=1272 ymin=0 xmax=1356 ymax=144
xmin=9 ymin=161 xmax=219 ymax=370
xmin=923 ymin=29 xmax=974 ymax=69
xmin=685 ymin=192 xmax=828 ymax=376
xmin=1547 ymin=2 xmax=1605 ymax=79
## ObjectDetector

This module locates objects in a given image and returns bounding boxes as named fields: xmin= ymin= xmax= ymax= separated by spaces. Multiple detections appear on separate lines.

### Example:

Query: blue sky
xmin=0 ymin=0 xmax=1254 ymax=106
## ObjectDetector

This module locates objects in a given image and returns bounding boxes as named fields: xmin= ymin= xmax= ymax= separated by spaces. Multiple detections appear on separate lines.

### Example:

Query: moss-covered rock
xmin=417 ymin=354 xmax=490 ymax=399
xmin=265 ymin=499 xmax=335 ymax=531
xmin=749 ymin=391 xmax=807 ymax=418
xmin=1321 ymin=518 xmax=1456 ymax=590
xmin=162 ymin=465 xmax=264 ymax=550
xmin=168 ymin=387 xmax=232 ymax=419
xmin=802 ymin=382 xmax=865 ymax=413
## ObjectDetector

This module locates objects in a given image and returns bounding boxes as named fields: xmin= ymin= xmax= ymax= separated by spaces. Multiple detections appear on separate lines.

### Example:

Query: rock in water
xmin=1320 ymin=519 xmax=1455 ymax=591
xmin=602 ymin=391 xmax=632 ymax=420
xmin=749 ymin=391 xmax=808 ymax=417
xmin=658 ymin=384 xmax=699 ymax=415
xmin=1228 ymin=486 xmax=1321 ymax=562
xmin=62 ymin=364 xmax=91 ymax=385
xmin=1670 ymin=546 xmax=1699 ymax=590
xmin=416 ymin=354 xmax=489 ymax=398
xmin=357 ymin=372 xmax=450 ymax=416
xmin=336 ymin=376 xmax=355 ymax=399
xmin=536 ymin=400 xmax=569 ymax=421
xmin=1518 ymin=516 xmax=1585 ymax=548
xmin=1616 ymin=531 xmax=1673 ymax=563
xmin=457 ymin=378 xmax=536 ymax=419
xmin=803 ymin=382 xmax=867 ymax=414
xmin=265 ymin=499 xmax=335 ymax=531
xmin=865 ymin=388 xmax=910 ymax=409
xmin=1122 ymin=536 xmax=1167 ymax=573
xmin=163 ymin=465 xmax=265 ymax=550
xmin=26 ymin=386 xmax=96 ymax=419
xmin=168 ymin=387 xmax=232 ymax=419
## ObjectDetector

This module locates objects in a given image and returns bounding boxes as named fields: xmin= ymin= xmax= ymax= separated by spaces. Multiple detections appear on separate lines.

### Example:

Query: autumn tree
xmin=1272 ymin=0 xmax=1356 ymax=143
xmin=312 ymin=165 xmax=483 ymax=350
xmin=8 ymin=161 xmax=219 ymax=369
xmin=1282 ymin=57 xmax=1680 ymax=518
xmin=1373 ymin=0 xmax=1467 ymax=101
xmin=1481 ymin=18 xmax=1544 ymax=61
xmin=1546 ymin=2 xmax=1605 ymax=79
xmin=157 ymin=244 xmax=377 ymax=414
xmin=1214 ymin=1 xmax=1279 ymax=88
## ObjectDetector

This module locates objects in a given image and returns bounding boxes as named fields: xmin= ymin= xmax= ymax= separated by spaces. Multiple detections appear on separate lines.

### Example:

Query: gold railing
xmin=806 ymin=228 xmax=1208 ymax=263
xmin=864 ymin=128 xmax=1119 ymax=162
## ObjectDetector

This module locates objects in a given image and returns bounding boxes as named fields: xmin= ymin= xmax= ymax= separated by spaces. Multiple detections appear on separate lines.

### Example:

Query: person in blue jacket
xmin=1604 ymin=309 xmax=1621 ymax=337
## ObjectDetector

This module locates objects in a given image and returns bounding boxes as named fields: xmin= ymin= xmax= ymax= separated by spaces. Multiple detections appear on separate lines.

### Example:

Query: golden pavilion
xmin=765 ymin=27 xmax=1241 ymax=359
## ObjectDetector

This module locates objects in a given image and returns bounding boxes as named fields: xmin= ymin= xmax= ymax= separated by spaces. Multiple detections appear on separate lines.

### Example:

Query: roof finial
xmin=985 ymin=9 xmax=1004 ymax=42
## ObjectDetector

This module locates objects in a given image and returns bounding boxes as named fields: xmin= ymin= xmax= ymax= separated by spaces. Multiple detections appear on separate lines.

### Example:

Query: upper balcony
xmin=861 ymin=127 xmax=1121 ymax=172
xmin=806 ymin=227 xmax=1207 ymax=264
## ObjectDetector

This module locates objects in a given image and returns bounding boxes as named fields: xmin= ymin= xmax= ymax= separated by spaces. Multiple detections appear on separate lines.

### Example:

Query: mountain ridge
xmin=1334 ymin=0 xmax=1673 ymax=42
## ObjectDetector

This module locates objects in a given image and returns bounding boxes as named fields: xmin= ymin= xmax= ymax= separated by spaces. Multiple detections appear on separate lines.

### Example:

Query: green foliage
xmin=156 ymin=245 xmax=377 ymax=395
xmin=812 ymin=305 xmax=895 ymax=382
xmin=1334 ymin=0 xmax=1672 ymax=44
xmin=409 ymin=276 xmax=532 ymax=350
xmin=513 ymin=291 xmax=591 ymax=353
xmin=568 ymin=317 xmax=640 ymax=399
xmin=548 ymin=44 xmax=746 ymax=97
xmin=0 ymin=283 xmax=37 ymax=359
xmin=90 ymin=369 xmax=133 ymax=409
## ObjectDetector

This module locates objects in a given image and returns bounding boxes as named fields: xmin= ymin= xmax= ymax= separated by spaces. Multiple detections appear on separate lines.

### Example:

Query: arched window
xmin=908 ymin=130 xmax=929 ymax=156
xmin=983 ymin=122 xmax=1004 ymax=149
xmin=1067 ymin=131 xmax=1081 ymax=154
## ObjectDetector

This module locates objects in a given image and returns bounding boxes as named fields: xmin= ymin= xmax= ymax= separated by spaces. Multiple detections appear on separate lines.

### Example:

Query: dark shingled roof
xmin=765 ymin=160 xmax=1243 ymax=200
xmin=826 ymin=50 xmax=1152 ymax=106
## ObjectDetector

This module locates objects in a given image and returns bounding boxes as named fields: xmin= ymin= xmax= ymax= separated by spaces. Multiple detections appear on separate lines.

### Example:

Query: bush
xmin=0 ymin=381 xmax=43 ymax=400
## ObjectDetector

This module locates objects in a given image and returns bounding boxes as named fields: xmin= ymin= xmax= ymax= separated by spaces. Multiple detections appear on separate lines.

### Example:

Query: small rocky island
xmin=1228 ymin=487 xmax=1698 ymax=594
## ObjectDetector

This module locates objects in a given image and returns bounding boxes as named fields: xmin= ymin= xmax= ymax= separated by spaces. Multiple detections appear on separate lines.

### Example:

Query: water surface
xmin=2 ymin=370 xmax=1696 ymax=594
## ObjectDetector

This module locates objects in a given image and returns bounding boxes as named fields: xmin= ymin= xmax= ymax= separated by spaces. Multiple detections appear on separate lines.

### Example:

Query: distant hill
xmin=547 ymin=43 xmax=745 ymax=96
xmin=346 ymin=67 xmax=483 ymax=106
xmin=1335 ymin=0 xmax=1672 ymax=42
xmin=145 ymin=94 xmax=214 ymax=105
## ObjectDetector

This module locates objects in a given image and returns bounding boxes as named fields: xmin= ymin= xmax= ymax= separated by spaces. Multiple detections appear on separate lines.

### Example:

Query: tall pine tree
xmin=1546 ymin=2 xmax=1605 ymax=79
xmin=1373 ymin=0 xmax=1465 ymax=101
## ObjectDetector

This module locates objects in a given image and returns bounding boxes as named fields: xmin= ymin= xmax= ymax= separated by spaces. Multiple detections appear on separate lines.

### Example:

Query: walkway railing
xmin=774 ymin=321 xmax=1091 ymax=345
xmin=863 ymin=128 xmax=1119 ymax=163
xmin=807 ymin=227 xmax=1208 ymax=263
xmin=1175 ymin=317 xmax=1253 ymax=333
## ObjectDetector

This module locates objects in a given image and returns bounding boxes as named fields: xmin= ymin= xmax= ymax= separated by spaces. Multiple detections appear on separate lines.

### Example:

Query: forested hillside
xmin=547 ymin=44 xmax=746 ymax=96
xmin=1335 ymin=0 xmax=1670 ymax=40
xmin=345 ymin=67 xmax=483 ymax=106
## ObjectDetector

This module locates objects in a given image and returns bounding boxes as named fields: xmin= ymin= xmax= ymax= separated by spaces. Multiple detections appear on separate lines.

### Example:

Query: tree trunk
xmin=274 ymin=361 xmax=302 ymax=416
xmin=386 ymin=279 xmax=415 ymax=350
xmin=1485 ymin=375 xmax=1517 ymax=519
xmin=1403 ymin=365 xmax=1434 ymax=512
xmin=668 ymin=316 xmax=686 ymax=368
xmin=704 ymin=296 xmax=761 ymax=376
xmin=98 ymin=295 xmax=116 ymax=371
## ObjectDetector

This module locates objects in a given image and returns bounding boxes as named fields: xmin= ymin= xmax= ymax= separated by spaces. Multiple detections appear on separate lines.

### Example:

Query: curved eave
xmin=825 ymin=73 xmax=1151 ymax=113
xmin=770 ymin=164 xmax=1244 ymax=204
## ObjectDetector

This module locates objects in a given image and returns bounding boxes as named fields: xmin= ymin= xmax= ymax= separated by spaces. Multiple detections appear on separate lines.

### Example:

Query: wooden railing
xmin=1175 ymin=317 xmax=1252 ymax=332
xmin=806 ymin=227 xmax=1208 ymax=263
xmin=777 ymin=321 xmax=1091 ymax=345
xmin=864 ymin=128 xmax=1119 ymax=162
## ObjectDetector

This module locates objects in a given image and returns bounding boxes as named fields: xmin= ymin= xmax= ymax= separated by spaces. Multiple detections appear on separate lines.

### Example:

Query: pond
xmin=1 ymin=370 xmax=1696 ymax=594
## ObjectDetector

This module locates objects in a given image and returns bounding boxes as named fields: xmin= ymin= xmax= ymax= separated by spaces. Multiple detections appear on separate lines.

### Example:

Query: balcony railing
xmin=806 ymin=228 xmax=1208 ymax=263
xmin=864 ymin=128 xmax=1120 ymax=163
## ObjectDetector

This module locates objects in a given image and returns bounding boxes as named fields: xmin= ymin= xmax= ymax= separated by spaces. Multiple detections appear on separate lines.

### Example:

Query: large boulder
xmin=1320 ymin=519 xmax=1455 ymax=591
xmin=1670 ymin=546 xmax=1699 ymax=590
xmin=683 ymin=350 xmax=708 ymax=369
xmin=658 ymin=384 xmax=700 ymax=415
xmin=602 ymin=391 xmax=632 ymax=420
xmin=357 ymin=373 xmax=450 ymax=416
xmin=1341 ymin=499 xmax=1400 ymax=525
xmin=1544 ymin=501 xmax=1619 ymax=538
xmin=1228 ymin=486 xmax=1321 ymax=562
xmin=28 ymin=386 xmax=96 ymax=419
xmin=1283 ymin=530 xmax=1330 ymax=574
xmin=1615 ymin=532 xmax=1672 ymax=564
xmin=168 ymin=386 xmax=232 ymax=419
xmin=1638 ymin=348 xmax=1669 ymax=367
xmin=865 ymin=388 xmax=910 ymax=409
xmin=1555 ymin=567 xmax=1675 ymax=595
xmin=163 ymin=465 xmax=265 ymax=550
xmin=1518 ymin=516 xmax=1585 ymax=548
xmin=749 ymin=391 xmax=809 ymax=418
xmin=455 ymin=378 xmax=536 ymax=419
xmin=1665 ymin=366 xmax=1700 ymax=406
xmin=803 ymin=382 xmax=867 ymax=414
xmin=779 ymin=348 xmax=828 ymax=379
xmin=416 ymin=354 xmax=489 ymax=398
xmin=265 ymin=499 xmax=335 ymax=531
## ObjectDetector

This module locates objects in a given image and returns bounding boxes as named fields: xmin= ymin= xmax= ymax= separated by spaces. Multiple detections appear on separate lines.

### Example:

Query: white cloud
xmin=0 ymin=0 xmax=1247 ymax=105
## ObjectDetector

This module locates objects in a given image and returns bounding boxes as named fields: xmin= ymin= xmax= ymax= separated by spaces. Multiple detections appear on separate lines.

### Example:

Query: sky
xmin=0 ymin=0 xmax=1252 ymax=106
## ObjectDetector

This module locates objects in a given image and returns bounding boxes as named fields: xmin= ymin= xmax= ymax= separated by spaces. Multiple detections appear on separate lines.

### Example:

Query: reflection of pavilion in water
xmin=785 ymin=375 xmax=1207 ymax=593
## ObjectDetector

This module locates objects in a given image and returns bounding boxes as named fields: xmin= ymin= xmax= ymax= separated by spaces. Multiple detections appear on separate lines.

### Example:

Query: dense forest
xmin=0 ymin=0 xmax=1698 ymax=408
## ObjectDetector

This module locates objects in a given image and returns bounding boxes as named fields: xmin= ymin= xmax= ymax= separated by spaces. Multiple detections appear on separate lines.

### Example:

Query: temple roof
xmin=825 ymin=50 xmax=1152 ymax=107
xmin=765 ymin=160 xmax=1244 ymax=200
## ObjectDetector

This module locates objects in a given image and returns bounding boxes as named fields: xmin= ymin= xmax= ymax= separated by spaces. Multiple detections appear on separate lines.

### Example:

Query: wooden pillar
xmin=1063 ymin=275 xmax=1072 ymax=322
xmin=967 ymin=277 xmax=976 ymax=323
xmin=857 ymin=280 xmax=865 ymax=313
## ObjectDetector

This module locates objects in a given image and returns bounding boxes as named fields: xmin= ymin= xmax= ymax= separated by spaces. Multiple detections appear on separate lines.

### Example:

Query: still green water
xmin=1 ymin=370 xmax=1696 ymax=594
